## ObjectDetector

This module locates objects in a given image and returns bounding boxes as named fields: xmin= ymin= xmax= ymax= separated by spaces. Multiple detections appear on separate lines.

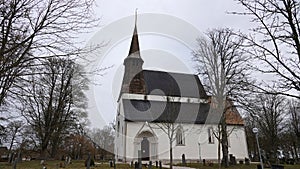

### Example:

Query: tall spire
xmin=120 ymin=9 xmax=145 ymax=98
xmin=128 ymin=8 xmax=140 ymax=56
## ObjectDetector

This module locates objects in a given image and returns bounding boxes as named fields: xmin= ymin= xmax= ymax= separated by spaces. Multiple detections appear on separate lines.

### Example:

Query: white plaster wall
xmin=228 ymin=126 xmax=249 ymax=160
xmin=124 ymin=122 xmax=249 ymax=162
xmin=114 ymin=100 xmax=126 ymax=161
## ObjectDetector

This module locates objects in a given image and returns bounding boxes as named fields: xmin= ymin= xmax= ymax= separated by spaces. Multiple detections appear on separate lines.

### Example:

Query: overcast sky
xmin=84 ymin=0 xmax=253 ymax=129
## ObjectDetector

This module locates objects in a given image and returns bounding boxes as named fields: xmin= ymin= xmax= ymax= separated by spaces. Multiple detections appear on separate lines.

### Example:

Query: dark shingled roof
xmin=128 ymin=20 xmax=140 ymax=56
xmin=123 ymin=99 xmax=210 ymax=124
xmin=129 ymin=70 xmax=208 ymax=99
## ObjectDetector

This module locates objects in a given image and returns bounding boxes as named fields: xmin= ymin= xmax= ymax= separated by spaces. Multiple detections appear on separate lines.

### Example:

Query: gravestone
xmin=182 ymin=154 xmax=186 ymax=166
xmin=138 ymin=150 xmax=142 ymax=169
xmin=159 ymin=160 xmax=162 ymax=169
xmin=229 ymin=154 xmax=236 ymax=165
xmin=149 ymin=161 xmax=152 ymax=169
xmin=245 ymin=158 xmax=250 ymax=165
xmin=86 ymin=152 xmax=91 ymax=169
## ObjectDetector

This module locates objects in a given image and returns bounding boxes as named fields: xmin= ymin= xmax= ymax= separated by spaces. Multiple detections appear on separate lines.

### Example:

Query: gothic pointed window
xmin=176 ymin=127 xmax=185 ymax=146
xmin=208 ymin=127 xmax=214 ymax=144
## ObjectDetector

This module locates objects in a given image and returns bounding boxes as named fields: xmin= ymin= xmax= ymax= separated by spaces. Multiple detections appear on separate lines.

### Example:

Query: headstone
xmin=182 ymin=154 xmax=186 ymax=166
xmin=65 ymin=156 xmax=68 ymax=165
xmin=245 ymin=158 xmax=250 ymax=165
xmin=86 ymin=152 xmax=91 ymax=169
xmin=68 ymin=156 xmax=71 ymax=164
xmin=229 ymin=154 xmax=236 ymax=165
xmin=113 ymin=159 xmax=116 ymax=169
xmin=159 ymin=160 xmax=162 ymax=169
xmin=149 ymin=161 xmax=152 ymax=169
xmin=138 ymin=150 xmax=142 ymax=169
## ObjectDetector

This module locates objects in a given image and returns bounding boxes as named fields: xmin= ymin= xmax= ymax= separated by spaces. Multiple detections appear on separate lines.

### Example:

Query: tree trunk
xmin=218 ymin=127 xmax=221 ymax=169
xmin=51 ymin=142 xmax=58 ymax=159
xmin=7 ymin=133 xmax=16 ymax=163
xmin=293 ymin=141 xmax=298 ymax=162
xmin=169 ymin=140 xmax=173 ymax=169
xmin=221 ymin=119 xmax=229 ymax=167
xmin=40 ymin=140 xmax=49 ymax=159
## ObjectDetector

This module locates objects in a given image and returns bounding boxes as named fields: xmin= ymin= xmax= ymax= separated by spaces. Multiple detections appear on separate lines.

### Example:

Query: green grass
xmin=175 ymin=162 xmax=300 ymax=169
xmin=0 ymin=160 xmax=131 ymax=169
xmin=0 ymin=161 xmax=299 ymax=169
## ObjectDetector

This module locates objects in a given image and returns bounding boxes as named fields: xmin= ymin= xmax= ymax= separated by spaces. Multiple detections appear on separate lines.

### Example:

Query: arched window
xmin=176 ymin=127 xmax=185 ymax=146
xmin=208 ymin=127 xmax=214 ymax=144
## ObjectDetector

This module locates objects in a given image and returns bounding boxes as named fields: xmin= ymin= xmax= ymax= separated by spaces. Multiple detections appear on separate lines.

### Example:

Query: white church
xmin=114 ymin=16 xmax=249 ymax=163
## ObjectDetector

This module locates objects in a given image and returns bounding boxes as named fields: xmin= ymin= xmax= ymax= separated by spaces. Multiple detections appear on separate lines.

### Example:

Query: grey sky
xmin=84 ymin=0 xmax=252 ymax=129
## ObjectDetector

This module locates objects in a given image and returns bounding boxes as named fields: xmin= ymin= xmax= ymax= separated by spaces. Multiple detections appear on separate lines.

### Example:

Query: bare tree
xmin=247 ymin=94 xmax=287 ymax=162
xmin=244 ymin=115 xmax=259 ymax=161
xmin=153 ymin=96 xmax=183 ymax=169
xmin=89 ymin=125 xmax=115 ymax=158
xmin=236 ymin=0 xmax=300 ymax=99
xmin=0 ymin=0 xmax=99 ymax=108
xmin=5 ymin=121 xmax=23 ymax=161
xmin=193 ymin=28 xmax=251 ymax=167
xmin=18 ymin=58 xmax=88 ymax=158
xmin=286 ymin=99 xmax=300 ymax=161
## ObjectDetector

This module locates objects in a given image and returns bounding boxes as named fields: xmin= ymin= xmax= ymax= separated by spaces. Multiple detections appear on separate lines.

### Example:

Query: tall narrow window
xmin=208 ymin=128 xmax=214 ymax=144
xmin=176 ymin=128 xmax=185 ymax=146
xmin=117 ymin=121 xmax=120 ymax=137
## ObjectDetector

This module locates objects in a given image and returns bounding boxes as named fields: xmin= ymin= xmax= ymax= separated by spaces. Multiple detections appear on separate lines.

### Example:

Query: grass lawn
xmin=176 ymin=163 xmax=300 ymax=169
xmin=0 ymin=161 xmax=299 ymax=169
xmin=0 ymin=160 xmax=131 ymax=169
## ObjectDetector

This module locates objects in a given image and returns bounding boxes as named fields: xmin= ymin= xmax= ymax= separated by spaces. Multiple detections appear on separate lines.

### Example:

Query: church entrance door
xmin=141 ymin=137 xmax=150 ymax=160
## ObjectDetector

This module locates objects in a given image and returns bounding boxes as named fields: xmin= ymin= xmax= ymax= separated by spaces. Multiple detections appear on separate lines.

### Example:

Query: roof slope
xmin=128 ymin=70 xmax=208 ymax=99
xmin=123 ymin=99 xmax=210 ymax=124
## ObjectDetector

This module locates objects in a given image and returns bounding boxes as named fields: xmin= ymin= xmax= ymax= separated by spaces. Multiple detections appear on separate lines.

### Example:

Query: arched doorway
xmin=134 ymin=130 xmax=158 ymax=161
xmin=141 ymin=137 xmax=150 ymax=160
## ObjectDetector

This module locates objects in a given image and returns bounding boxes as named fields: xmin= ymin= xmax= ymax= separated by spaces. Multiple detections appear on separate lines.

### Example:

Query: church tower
xmin=120 ymin=11 xmax=145 ymax=95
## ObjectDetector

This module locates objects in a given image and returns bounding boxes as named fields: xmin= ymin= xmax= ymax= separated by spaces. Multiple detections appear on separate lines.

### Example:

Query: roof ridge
xmin=142 ymin=69 xmax=199 ymax=76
